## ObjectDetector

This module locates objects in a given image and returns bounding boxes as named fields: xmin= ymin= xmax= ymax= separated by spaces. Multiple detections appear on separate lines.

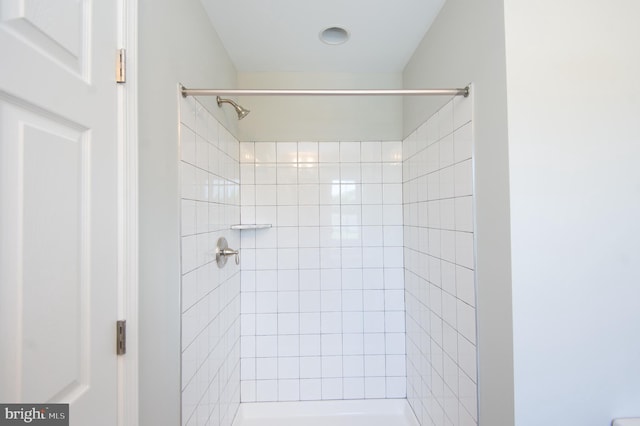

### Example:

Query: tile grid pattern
xmin=180 ymin=96 xmax=242 ymax=426
xmin=238 ymin=140 xmax=407 ymax=403
xmin=403 ymin=94 xmax=478 ymax=426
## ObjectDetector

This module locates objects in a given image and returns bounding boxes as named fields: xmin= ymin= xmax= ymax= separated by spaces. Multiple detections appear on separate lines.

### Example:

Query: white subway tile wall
xmin=180 ymin=96 xmax=241 ymax=426
xmin=239 ymin=140 xmax=406 ymax=403
xmin=403 ymin=93 xmax=477 ymax=426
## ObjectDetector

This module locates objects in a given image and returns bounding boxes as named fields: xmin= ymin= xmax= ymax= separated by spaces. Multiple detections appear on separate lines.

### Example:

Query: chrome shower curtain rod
xmin=180 ymin=86 xmax=469 ymax=98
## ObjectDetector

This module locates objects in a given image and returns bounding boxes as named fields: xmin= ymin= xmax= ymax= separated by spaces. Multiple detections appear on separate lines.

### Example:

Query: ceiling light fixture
xmin=320 ymin=27 xmax=350 ymax=45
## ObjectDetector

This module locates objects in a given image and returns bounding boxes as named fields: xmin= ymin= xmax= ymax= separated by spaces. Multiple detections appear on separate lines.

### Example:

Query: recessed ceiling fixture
xmin=320 ymin=26 xmax=350 ymax=45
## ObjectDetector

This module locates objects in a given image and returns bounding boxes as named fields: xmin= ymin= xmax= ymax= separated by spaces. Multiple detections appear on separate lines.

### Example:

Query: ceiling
xmin=199 ymin=0 xmax=447 ymax=73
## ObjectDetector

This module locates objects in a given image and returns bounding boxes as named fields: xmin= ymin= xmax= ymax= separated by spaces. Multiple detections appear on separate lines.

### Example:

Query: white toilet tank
xmin=613 ymin=419 xmax=640 ymax=426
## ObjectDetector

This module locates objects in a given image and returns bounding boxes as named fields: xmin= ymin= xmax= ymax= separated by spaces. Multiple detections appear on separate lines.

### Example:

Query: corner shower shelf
xmin=230 ymin=224 xmax=272 ymax=230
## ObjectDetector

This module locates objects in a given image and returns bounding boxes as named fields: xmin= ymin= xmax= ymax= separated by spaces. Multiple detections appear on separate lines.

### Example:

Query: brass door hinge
xmin=116 ymin=320 xmax=126 ymax=355
xmin=116 ymin=48 xmax=126 ymax=83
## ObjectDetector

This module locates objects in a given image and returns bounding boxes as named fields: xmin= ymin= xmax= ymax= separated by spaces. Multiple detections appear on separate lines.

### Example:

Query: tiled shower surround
xmin=180 ymin=96 xmax=241 ymax=426
xmin=179 ymin=93 xmax=478 ymax=426
xmin=238 ymin=140 xmax=407 ymax=402
xmin=403 ymin=94 xmax=478 ymax=426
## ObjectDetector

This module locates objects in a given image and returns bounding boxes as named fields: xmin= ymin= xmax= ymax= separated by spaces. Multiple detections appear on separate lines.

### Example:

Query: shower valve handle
xmin=221 ymin=248 xmax=240 ymax=265
xmin=215 ymin=237 xmax=240 ymax=268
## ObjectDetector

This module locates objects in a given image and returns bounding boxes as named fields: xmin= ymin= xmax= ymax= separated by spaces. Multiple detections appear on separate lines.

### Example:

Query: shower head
xmin=216 ymin=96 xmax=250 ymax=120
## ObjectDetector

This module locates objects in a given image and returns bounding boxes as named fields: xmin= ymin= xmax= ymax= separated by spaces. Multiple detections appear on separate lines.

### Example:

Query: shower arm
xmin=181 ymin=86 xmax=470 ymax=98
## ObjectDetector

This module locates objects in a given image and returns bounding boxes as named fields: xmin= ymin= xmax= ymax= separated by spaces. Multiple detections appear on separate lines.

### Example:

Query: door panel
xmin=0 ymin=0 xmax=118 ymax=424
xmin=1 ymin=0 xmax=87 ymax=76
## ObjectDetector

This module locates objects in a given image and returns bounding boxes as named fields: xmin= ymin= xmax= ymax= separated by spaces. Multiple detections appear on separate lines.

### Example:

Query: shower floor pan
xmin=232 ymin=399 xmax=419 ymax=426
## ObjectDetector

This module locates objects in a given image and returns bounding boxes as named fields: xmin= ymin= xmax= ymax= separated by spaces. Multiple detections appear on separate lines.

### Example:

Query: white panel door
xmin=0 ymin=1 xmax=119 ymax=425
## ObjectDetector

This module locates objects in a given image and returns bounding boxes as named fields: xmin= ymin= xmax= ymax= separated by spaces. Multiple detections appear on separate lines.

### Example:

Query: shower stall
xmin=178 ymin=86 xmax=477 ymax=426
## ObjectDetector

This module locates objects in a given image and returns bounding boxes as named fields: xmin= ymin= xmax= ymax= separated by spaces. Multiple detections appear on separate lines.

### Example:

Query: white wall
xmin=237 ymin=72 xmax=403 ymax=142
xmin=238 ymin=140 xmax=406 ymax=403
xmin=179 ymin=97 xmax=241 ymax=426
xmin=403 ymin=1 xmax=513 ymax=425
xmin=231 ymin=70 xmax=407 ymax=403
xmin=138 ymin=0 xmax=237 ymax=424
xmin=504 ymin=1 xmax=640 ymax=425
xmin=403 ymin=93 xmax=478 ymax=426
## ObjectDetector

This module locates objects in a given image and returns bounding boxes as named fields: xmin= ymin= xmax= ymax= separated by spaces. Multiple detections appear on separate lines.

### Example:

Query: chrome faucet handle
xmin=215 ymin=237 xmax=240 ymax=268
xmin=221 ymin=248 xmax=240 ymax=265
